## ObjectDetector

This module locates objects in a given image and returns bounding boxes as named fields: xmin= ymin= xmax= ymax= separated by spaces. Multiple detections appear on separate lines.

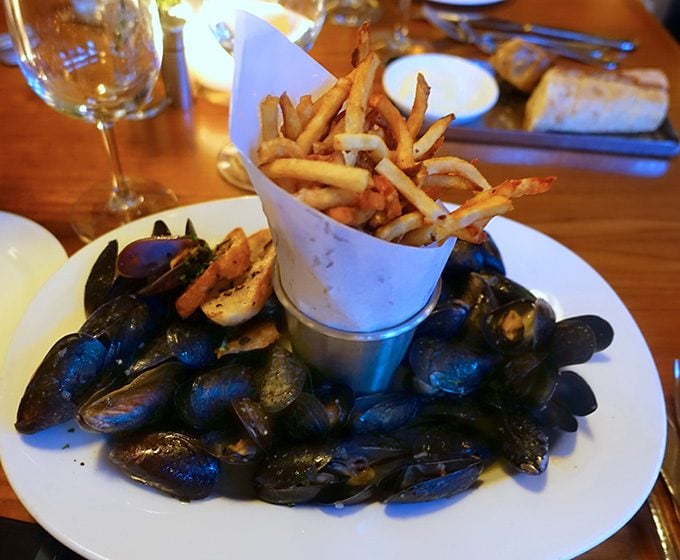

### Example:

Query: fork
xmin=648 ymin=359 xmax=680 ymax=559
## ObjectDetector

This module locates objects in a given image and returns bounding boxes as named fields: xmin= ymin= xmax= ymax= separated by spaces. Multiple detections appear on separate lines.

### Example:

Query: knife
xmin=661 ymin=417 xmax=680 ymax=520
xmin=433 ymin=11 xmax=637 ymax=53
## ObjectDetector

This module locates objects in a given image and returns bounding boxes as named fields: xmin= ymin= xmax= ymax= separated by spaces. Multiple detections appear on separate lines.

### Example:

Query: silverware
xmin=436 ymin=12 xmax=637 ymax=53
xmin=661 ymin=360 xmax=680 ymax=516
xmin=421 ymin=5 xmax=623 ymax=70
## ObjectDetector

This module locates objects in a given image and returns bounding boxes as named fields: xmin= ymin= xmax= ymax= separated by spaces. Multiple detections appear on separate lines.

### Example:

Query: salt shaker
xmin=161 ymin=15 xmax=193 ymax=110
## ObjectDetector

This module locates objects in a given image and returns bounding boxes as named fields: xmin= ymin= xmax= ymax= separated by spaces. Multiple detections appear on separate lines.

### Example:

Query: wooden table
xmin=0 ymin=0 xmax=678 ymax=557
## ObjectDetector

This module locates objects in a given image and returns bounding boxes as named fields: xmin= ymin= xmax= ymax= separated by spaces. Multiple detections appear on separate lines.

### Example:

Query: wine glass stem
xmin=395 ymin=0 xmax=412 ymax=42
xmin=97 ymin=120 xmax=142 ymax=212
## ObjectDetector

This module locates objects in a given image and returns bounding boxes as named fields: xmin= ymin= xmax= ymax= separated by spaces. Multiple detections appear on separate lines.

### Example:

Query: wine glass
xmin=199 ymin=0 xmax=326 ymax=191
xmin=4 ymin=0 xmax=178 ymax=242
xmin=325 ymin=0 xmax=380 ymax=27
xmin=373 ymin=0 xmax=430 ymax=60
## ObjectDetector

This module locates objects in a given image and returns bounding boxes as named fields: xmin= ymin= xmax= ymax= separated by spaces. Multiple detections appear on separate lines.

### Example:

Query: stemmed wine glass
xmin=199 ymin=0 xmax=326 ymax=190
xmin=373 ymin=0 xmax=430 ymax=60
xmin=4 ymin=0 xmax=178 ymax=242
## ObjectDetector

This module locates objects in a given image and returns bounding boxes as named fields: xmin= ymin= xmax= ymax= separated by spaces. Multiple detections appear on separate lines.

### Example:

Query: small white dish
xmin=383 ymin=53 xmax=499 ymax=125
xmin=0 ymin=212 xmax=67 ymax=366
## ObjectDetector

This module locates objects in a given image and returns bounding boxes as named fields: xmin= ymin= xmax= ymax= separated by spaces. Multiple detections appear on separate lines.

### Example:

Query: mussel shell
xmin=315 ymin=382 xmax=354 ymax=431
xmin=415 ymin=298 xmax=469 ymax=340
xmin=501 ymin=352 xmax=559 ymax=409
xmin=409 ymin=337 xmax=498 ymax=396
xmin=232 ymin=397 xmax=274 ymax=450
xmin=258 ymin=343 xmax=308 ymax=413
xmin=79 ymin=295 xmax=141 ymax=342
xmin=547 ymin=319 xmax=597 ymax=368
xmin=282 ymin=392 xmax=331 ymax=441
xmin=478 ymin=271 xmax=535 ymax=305
xmin=564 ymin=315 xmax=614 ymax=352
xmin=78 ymin=362 xmax=186 ymax=434
xmin=254 ymin=443 xmax=335 ymax=505
xmin=200 ymin=430 xmax=263 ymax=465
xmin=175 ymin=364 xmax=256 ymax=429
xmin=109 ymin=431 xmax=220 ymax=501
xmin=384 ymin=458 xmax=482 ymax=504
xmin=166 ymin=320 xmax=220 ymax=368
xmin=15 ymin=333 xmax=108 ymax=434
xmin=443 ymin=236 xmax=505 ymax=282
xmin=551 ymin=369 xmax=598 ymax=417
xmin=350 ymin=393 xmax=421 ymax=435
xmin=84 ymin=240 xmax=118 ymax=317
xmin=116 ymin=236 xmax=197 ymax=279
xmin=500 ymin=409 xmax=549 ymax=475
xmin=151 ymin=220 xmax=172 ymax=237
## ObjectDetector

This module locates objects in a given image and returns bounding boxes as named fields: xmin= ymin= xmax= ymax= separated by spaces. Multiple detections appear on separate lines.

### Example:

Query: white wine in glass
xmin=4 ymin=0 xmax=178 ymax=242
xmin=200 ymin=0 xmax=326 ymax=190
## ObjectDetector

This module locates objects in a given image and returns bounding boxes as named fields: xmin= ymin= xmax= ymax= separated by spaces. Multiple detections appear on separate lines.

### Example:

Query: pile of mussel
xmin=15 ymin=219 xmax=613 ymax=506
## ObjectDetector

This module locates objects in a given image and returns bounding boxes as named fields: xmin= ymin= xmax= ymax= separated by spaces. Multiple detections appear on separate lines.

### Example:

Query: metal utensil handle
xmin=469 ymin=16 xmax=636 ymax=52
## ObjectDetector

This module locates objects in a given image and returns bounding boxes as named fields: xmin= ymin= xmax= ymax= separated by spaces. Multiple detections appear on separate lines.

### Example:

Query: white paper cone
xmin=230 ymin=12 xmax=454 ymax=332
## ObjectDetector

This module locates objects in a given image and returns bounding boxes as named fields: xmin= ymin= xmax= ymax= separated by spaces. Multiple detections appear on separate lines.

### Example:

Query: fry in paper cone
xmin=230 ymin=12 xmax=454 ymax=332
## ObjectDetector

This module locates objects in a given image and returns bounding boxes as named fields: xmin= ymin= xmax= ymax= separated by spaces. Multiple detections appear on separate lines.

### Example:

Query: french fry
xmin=421 ymin=156 xmax=493 ymax=191
xmin=351 ymin=21 xmax=371 ymax=67
xmin=296 ymin=94 xmax=314 ymax=129
xmin=296 ymin=77 xmax=352 ymax=155
xmin=375 ymin=211 xmax=424 ymax=241
xmin=257 ymin=137 xmax=304 ymax=165
xmin=435 ymin=194 xmax=514 ymax=242
xmin=261 ymin=158 xmax=371 ymax=192
xmin=333 ymin=132 xmax=390 ymax=162
xmin=419 ymin=173 xmax=480 ymax=193
xmin=344 ymin=52 xmax=381 ymax=165
xmin=279 ymin=92 xmax=302 ymax=140
xmin=375 ymin=158 xmax=446 ymax=222
xmin=259 ymin=95 xmax=280 ymax=142
xmin=413 ymin=114 xmax=454 ymax=161
xmin=295 ymin=186 xmax=359 ymax=210
xmin=406 ymin=73 xmax=431 ymax=138
xmin=369 ymin=94 xmax=415 ymax=170
xmin=326 ymin=206 xmax=375 ymax=227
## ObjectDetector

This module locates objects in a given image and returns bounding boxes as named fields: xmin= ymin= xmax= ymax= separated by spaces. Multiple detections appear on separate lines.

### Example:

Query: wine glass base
xmin=371 ymin=30 xmax=432 ymax=61
xmin=326 ymin=0 xmax=381 ymax=27
xmin=217 ymin=142 xmax=254 ymax=192
xmin=71 ymin=178 xmax=178 ymax=243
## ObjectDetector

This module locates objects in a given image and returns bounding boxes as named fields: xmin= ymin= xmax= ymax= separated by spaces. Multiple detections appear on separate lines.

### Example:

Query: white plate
xmin=383 ymin=53 xmax=499 ymax=125
xmin=0 ymin=197 xmax=665 ymax=560
xmin=0 ymin=212 xmax=67 ymax=367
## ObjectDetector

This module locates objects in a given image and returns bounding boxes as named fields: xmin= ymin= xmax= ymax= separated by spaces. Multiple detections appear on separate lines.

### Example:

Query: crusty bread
xmin=200 ymin=229 xmax=275 ymax=327
xmin=490 ymin=37 xmax=553 ymax=93
xmin=175 ymin=227 xmax=250 ymax=319
xmin=525 ymin=66 xmax=669 ymax=133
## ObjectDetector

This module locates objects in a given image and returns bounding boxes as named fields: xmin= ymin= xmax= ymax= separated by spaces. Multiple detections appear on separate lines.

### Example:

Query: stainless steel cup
xmin=273 ymin=268 xmax=441 ymax=394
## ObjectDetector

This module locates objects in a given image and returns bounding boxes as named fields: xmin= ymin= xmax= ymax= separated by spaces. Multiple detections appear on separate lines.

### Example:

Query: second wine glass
xmin=4 ymin=0 xmax=177 ymax=242
xmin=200 ymin=0 xmax=326 ymax=190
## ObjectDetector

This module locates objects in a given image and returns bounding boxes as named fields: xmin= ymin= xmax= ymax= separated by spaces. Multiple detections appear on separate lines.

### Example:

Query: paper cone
xmin=230 ymin=12 xmax=454 ymax=332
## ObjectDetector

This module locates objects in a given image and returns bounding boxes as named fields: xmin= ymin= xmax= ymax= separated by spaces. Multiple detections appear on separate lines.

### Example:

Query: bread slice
xmin=175 ymin=227 xmax=250 ymax=319
xmin=490 ymin=37 xmax=553 ymax=93
xmin=525 ymin=66 xmax=669 ymax=133
xmin=200 ymin=229 xmax=276 ymax=327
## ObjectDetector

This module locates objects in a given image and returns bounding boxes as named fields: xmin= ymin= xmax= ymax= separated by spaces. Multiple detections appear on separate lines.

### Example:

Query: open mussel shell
xmin=443 ymin=236 xmax=505 ymax=283
xmin=254 ymin=443 xmax=335 ymax=505
xmin=200 ymin=430 xmax=263 ymax=465
xmin=109 ymin=431 xmax=220 ymax=501
xmin=116 ymin=236 xmax=198 ymax=279
xmin=551 ymin=369 xmax=598 ymax=417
